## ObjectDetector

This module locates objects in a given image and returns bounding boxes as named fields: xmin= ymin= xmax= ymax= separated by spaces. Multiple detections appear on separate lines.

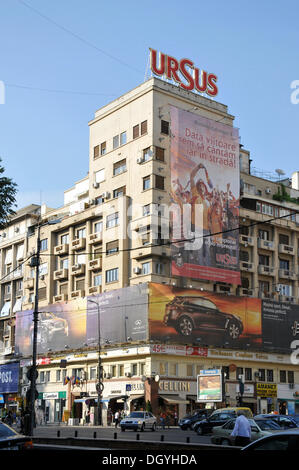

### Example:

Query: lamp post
xmin=88 ymin=298 xmax=103 ymax=426
xmin=27 ymin=218 xmax=61 ymax=436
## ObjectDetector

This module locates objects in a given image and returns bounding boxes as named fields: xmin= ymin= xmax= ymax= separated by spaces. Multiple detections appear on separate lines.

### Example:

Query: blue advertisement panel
xmin=0 ymin=363 xmax=19 ymax=394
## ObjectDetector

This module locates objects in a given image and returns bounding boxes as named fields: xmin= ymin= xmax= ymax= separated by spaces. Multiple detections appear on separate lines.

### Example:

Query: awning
xmin=74 ymin=397 xmax=105 ymax=404
xmin=128 ymin=394 xmax=144 ymax=401
xmin=107 ymin=395 xmax=128 ymax=401
xmin=160 ymin=395 xmax=190 ymax=405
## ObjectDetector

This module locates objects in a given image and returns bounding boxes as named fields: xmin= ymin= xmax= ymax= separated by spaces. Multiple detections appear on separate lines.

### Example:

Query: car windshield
xmin=0 ymin=422 xmax=17 ymax=439
xmin=128 ymin=412 xmax=145 ymax=418
xmin=255 ymin=419 xmax=281 ymax=430
xmin=290 ymin=416 xmax=299 ymax=424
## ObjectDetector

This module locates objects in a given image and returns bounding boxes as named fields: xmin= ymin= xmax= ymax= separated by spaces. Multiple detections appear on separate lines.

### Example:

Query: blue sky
xmin=0 ymin=0 xmax=298 ymax=210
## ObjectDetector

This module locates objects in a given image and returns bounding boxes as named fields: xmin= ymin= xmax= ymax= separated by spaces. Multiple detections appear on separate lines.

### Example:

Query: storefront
xmin=0 ymin=362 xmax=20 ymax=416
xmin=37 ymin=391 xmax=66 ymax=423
xmin=277 ymin=385 xmax=299 ymax=415
xmin=256 ymin=383 xmax=277 ymax=414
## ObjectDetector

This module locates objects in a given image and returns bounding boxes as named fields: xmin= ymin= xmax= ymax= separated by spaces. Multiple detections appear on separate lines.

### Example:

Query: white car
xmin=120 ymin=412 xmax=157 ymax=432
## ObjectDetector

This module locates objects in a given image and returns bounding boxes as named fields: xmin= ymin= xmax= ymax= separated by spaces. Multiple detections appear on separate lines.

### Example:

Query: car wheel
xmin=177 ymin=316 xmax=194 ymax=336
xmin=226 ymin=321 xmax=241 ymax=340
xmin=121 ymin=427 xmax=125 ymax=432
xmin=197 ymin=426 xmax=203 ymax=435
xmin=221 ymin=438 xmax=231 ymax=446
xmin=151 ymin=423 xmax=156 ymax=432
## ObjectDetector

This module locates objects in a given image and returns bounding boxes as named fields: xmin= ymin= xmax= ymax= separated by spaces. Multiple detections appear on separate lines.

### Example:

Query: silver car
xmin=211 ymin=418 xmax=281 ymax=446
xmin=120 ymin=412 xmax=157 ymax=432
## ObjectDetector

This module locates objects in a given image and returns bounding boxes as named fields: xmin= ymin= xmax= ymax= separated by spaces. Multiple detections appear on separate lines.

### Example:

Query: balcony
xmin=215 ymin=284 xmax=232 ymax=294
xmin=88 ymin=258 xmax=102 ymax=271
xmin=71 ymin=264 xmax=85 ymax=276
xmin=88 ymin=286 xmax=102 ymax=295
xmin=239 ymin=288 xmax=254 ymax=297
xmin=54 ymin=293 xmax=68 ymax=303
xmin=239 ymin=234 xmax=255 ymax=246
xmin=240 ymin=261 xmax=254 ymax=272
xmin=258 ymin=239 xmax=275 ymax=251
xmin=54 ymin=244 xmax=69 ymax=256
xmin=258 ymin=265 xmax=275 ymax=276
xmin=53 ymin=269 xmax=69 ymax=281
xmin=24 ymin=278 xmax=34 ymax=290
xmin=71 ymin=238 xmax=86 ymax=251
xmin=279 ymin=269 xmax=296 ymax=280
xmin=70 ymin=289 xmax=85 ymax=299
xmin=88 ymin=232 xmax=103 ymax=245
xmin=279 ymin=244 xmax=294 ymax=255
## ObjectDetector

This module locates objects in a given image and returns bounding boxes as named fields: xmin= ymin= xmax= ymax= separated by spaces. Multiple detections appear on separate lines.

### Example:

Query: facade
xmin=0 ymin=77 xmax=299 ymax=424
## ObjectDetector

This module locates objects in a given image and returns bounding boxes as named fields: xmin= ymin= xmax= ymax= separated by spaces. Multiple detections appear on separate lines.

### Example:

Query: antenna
xmin=144 ymin=50 xmax=151 ymax=82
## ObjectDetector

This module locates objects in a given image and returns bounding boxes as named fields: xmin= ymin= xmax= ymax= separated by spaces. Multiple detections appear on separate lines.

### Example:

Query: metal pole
xmin=29 ymin=224 xmax=41 ymax=436
xmin=89 ymin=299 xmax=103 ymax=426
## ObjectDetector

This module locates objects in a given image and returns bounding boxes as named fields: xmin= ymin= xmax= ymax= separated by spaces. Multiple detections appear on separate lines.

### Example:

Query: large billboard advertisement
xmin=170 ymin=106 xmax=240 ymax=284
xmin=149 ymin=283 xmax=262 ymax=350
xmin=262 ymin=300 xmax=299 ymax=351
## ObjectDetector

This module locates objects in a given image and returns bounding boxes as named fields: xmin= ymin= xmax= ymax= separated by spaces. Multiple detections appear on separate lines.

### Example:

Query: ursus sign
xmin=150 ymin=48 xmax=218 ymax=97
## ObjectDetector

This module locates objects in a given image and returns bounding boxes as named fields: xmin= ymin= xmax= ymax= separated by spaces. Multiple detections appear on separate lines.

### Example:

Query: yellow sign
xmin=256 ymin=383 xmax=277 ymax=398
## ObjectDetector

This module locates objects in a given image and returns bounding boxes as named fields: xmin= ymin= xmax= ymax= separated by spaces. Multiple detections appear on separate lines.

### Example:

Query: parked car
xmin=241 ymin=428 xmax=299 ymax=451
xmin=120 ymin=412 xmax=157 ymax=432
xmin=30 ymin=311 xmax=69 ymax=346
xmin=179 ymin=409 xmax=212 ymax=430
xmin=164 ymin=296 xmax=243 ymax=340
xmin=289 ymin=414 xmax=299 ymax=426
xmin=254 ymin=414 xmax=298 ymax=429
xmin=195 ymin=408 xmax=253 ymax=435
xmin=0 ymin=422 xmax=33 ymax=450
xmin=211 ymin=417 xmax=281 ymax=446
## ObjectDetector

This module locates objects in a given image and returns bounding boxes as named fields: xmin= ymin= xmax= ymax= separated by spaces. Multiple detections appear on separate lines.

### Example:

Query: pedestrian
xmin=114 ymin=410 xmax=120 ymax=428
xmin=231 ymin=410 xmax=251 ymax=447
xmin=160 ymin=413 xmax=165 ymax=430
xmin=174 ymin=411 xmax=178 ymax=427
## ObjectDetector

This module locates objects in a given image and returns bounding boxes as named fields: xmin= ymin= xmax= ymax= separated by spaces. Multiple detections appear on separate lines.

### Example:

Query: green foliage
xmin=0 ymin=158 xmax=17 ymax=229
xmin=273 ymin=184 xmax=299 ymax=205
xmin=145 ymin=400 xmax=152 ymax=413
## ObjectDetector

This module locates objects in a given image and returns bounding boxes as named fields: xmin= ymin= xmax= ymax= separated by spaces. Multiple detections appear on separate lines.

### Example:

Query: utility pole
xmin=88 ymin=299 xmax=103 ymax=426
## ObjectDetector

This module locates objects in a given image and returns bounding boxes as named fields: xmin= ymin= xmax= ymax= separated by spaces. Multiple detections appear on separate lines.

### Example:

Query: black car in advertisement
xmin=164 ymin=296 xmax=243 ymax=340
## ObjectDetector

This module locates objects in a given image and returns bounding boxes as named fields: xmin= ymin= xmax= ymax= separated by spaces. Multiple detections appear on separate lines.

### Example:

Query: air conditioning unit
xmin=89 ymin=199 xmax=95 ymax=206
xmin=102 ymin=192 xmax=110 ymax=199
xmin=125 ymin=372 xmax=132 ymax=377
xmin=133 ymin=267 xmax=141 ymax=274
xmin=2 ymin=233 xmax=6 ymax=238
xmin=105 ymin=373 xmax=112 ymax=379
xmin=73 ymin=263 xmax=81 ymax=270
xmin=137 ymin=157 xmax=144 ymax=164
xmin=93 ymin=182 xmax=99 ymax=189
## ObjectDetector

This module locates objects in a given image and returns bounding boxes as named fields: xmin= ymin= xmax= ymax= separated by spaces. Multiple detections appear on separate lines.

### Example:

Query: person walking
xmin=231 ymin=410 xmax=251 ymax=447
xmin=114 ymin=410 xmax=120 ymax=428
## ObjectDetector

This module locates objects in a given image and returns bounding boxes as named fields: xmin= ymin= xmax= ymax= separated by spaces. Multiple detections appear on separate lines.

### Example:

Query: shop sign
xmin=0 ymin=363 xmax=19 ymax=394
xmin=256 ymin=383 xmax=277 ymax=398
xmin=151 ymin=344 xmax=207 ymax=357
xmin=236 ymin=384 xmax=254 ymax=396
xmin=43 ymin=393 xmax=59 ymax=400
xmin=149 ymin=48 xmax=218 ymax=97
xmin=159 ymin=381 xmax=191 ymax=392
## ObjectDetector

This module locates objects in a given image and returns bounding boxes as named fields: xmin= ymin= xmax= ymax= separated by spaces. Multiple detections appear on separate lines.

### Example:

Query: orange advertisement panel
xmin=170 ymin=106 xmax=241 ymax=284
xmin=148 ymin=283 xmax=262 ymax=349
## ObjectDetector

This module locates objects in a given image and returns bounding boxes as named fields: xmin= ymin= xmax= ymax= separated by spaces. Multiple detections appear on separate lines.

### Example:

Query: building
xmin=1 ymin=77 xmax=299 ymax=424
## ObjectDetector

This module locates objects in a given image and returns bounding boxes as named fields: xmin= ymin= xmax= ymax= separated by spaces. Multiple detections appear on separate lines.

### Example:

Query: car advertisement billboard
xmin=262 ymin=299 xmax=299 ymax=352
xmin=197 ymin=369 xmax=223 ymax=402
xmin=170 ymin=106 xmax=241 ymax=284
xmin=148 ymin=282 xmax=262 ymax=349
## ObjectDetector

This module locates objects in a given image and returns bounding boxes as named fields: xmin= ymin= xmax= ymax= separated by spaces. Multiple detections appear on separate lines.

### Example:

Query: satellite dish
xmin=275 ymin=169 xmax=285 ymax=181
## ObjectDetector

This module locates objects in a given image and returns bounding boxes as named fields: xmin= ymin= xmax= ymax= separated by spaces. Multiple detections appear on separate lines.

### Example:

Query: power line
xmin=6 ymin=83 xmax=117 ymax=98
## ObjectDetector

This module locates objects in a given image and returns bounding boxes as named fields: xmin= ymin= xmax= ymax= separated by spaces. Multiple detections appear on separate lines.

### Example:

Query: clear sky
xmin=0 ymin=0 xmax=298 ymax=210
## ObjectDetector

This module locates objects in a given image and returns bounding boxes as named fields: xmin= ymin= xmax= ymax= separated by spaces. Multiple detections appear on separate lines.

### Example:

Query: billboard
xmin=0 ymin=363 xmax=19 ymax=394
xmin=149 ymin=283 xmax=262 ymax=350
xmin=262 ymin=300 xmax=299 ymax=351
xmin=197 ymin=369 xmax=223 ymax=402
xmin=170 ymin=106 xmax=241 ymax=284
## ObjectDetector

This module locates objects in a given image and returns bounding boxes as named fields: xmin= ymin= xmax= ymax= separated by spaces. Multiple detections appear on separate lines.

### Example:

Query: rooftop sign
xmin=149 ymin=48 xmax=218 ymax=97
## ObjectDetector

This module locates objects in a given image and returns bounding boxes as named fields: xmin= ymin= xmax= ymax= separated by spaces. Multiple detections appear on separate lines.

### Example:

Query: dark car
xmin=164 ymin=296 xmax=243 ymax=340
xmin=195 ymin=409 xmax=252 ymax=435
xmin=30 ymin=311 xmax=69 ymax=346
xmin=0 ymin=421 xmax=33 ymax=450
xmin=241 ymin=428 xmax=299 ymax=451
xmin=254 ymin=414 xmax=298 ymax=429
xmin=179 ymin=409 xmax=212 ymax=430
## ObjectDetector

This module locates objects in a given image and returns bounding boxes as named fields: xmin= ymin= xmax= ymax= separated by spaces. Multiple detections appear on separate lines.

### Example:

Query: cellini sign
xmin=150 ymin=48 xmax=218 ymax=97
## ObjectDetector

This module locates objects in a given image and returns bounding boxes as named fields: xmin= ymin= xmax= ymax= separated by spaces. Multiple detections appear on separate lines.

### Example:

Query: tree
xmin=0 ymin=158 xmax=17 ymax=229
xmin=146 ymin=400 xmax=152 ymax=413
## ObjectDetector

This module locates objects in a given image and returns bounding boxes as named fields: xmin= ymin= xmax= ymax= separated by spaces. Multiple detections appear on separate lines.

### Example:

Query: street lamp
xmin=88 ymin=298 xmax=103 ymax=426
xmin=27 ymin=218 xmax=61 ymax=436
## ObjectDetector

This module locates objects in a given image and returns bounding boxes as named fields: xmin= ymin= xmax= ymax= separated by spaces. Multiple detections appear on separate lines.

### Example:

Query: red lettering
xmin=150 ymin=49 xmax=165 ymax=76
xmin=166 ymin=56 xmax=180 ymax=83
xmin=207 ymin=73 xmax=218 ymax=97
xmin=179 ymin=58 xmax=194 ymax=91
xmin=194 ymin=68 xmax=207 ymax=93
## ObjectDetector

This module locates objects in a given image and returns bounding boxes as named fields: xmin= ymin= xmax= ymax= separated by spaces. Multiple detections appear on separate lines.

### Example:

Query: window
xmin=76 ymin=228 xmax=86 ymax=239
xmin=60 ymin=258 xmax=69 ymax=269
xmin=141 ymin=262 xmax=150 ymax=275
xmin=106 ymin=212 xmax=119 ymax=229
xmin=106 ymin=268 xmax=119 ymax=283
xmin=95 ymin=169 xmax=105 ymax=184
xmin=113 ymin=186 xmax=126 ymax=198
xmin=280 ymin=370 xmax=287 ymax=383
xmin=56 ymin=370 xmax=61 ymax=382
xmin=93 ymin=274 xmax=102 ymax=287
xmin=60 ymin=283 xmax=68 ymax=295
xmin=40 ymin=239 xmax=48 ymax=251
xmin=140 ymin=363 xmax=146 ymax=376
xmin=90 ymin=367 xmax=97 ymax=380
xmin=141 ymin=120 xmax=147 ymax=135
xmin=106 ymin=240 xmax=119 ymax=256
xmin=159 ymin=362 xmax=168 ymax=375
xmin=169 ymin=363 xmax=177 ymax=376
xmin=143 ymin=204 xmax=150 ymax=216
xmin=155 ymin=262 xmax=164 ymax=275
xmin=76 ymin=278 xmax=85 ymax=291
xmin=267 ymin=369 xmax=274 ymax=382
xmin=259 ymin=281 xmax=270 ymax=296
xmin=161 ymin=120 xmax=169 ymax=135
xmin=155 ymin=175 xmax=165 ymax=190
xmin=259 ymin=369 xmax=265 ymax=381
xmin=259 ymin=254 xmax=270 ymax=266
xmin=76 ymin=253 xmax=86 ymax=265
xmin=259 ymin=229 xmax=269 ymax=240
xmin=93 ymin=145 xmax=99 ymax=158
xmin=132 ymin=364 xmax=138 ymax=376
xmin=119 ymin=365 xmax=124 ymax=377
xmin=113 ymin=159 xmax=126 ymax=176
xmin=288 ymin=371 xmax=294 ymax=383
xmin=186 ymin=364 xmax=193 ymax=377
xmin=245 ymin=368 xmax=252 ymax=381
xmin=240 ymin=251 xmax=249 ymax=262
xmin=143 ymin=176 xmax=151 ymax=191
xmin=39 ymin=263 xmax=48 ymax=276
xmin=279 ymin=234 xmax=289 ymax=245
xmin=155 ymin=147 xmax=165 ymax=162
xmin=101 ymin=142 xmax=106 ymax=155
xmin=143 ymin=147 xmax=152 ymax=161
xmin=133 ymin=125 xmax=139 ymax=139
xmin=113 ymin=135 xmax=119 ymax=149
xmin=61 ymin=234 xmax=69 ymax=244
xmin=120 ymin=131 xmax=127 ymax=146
xmin=94 ymin=221 xmax=103 ymax=233
xmin=111 ymin=365 xmax=117 ymax=377
xmin=277 ymin=284 xmax=292 ymax=296
xmin=280 ymin=259 xmax=290 ymax=270
xmin=38 ymin=287 xmax=47 ymax=300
